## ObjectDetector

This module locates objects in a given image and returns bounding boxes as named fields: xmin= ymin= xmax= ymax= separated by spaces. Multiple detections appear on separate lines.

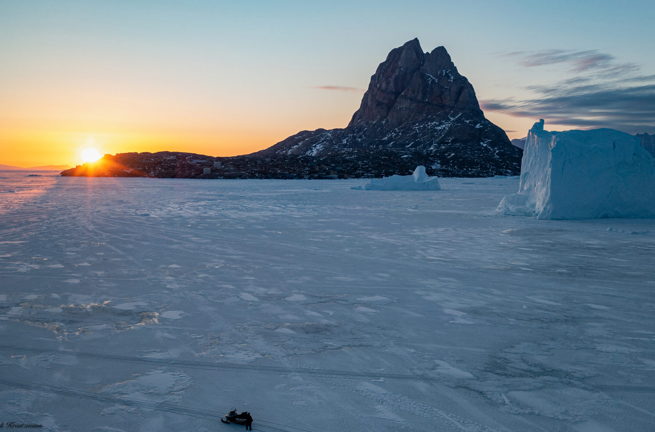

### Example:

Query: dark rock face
xmin=350 ymin=39 xmax=481 ymax=127
xmin=255 ymin=38 xmax=522 ymax=177
xmin=637 ymin=133 xmax=655 ymax=157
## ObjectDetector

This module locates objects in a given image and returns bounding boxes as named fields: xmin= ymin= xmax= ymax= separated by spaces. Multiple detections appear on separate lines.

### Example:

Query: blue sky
xmin=1 ymin=0 xmax=654 ymax=165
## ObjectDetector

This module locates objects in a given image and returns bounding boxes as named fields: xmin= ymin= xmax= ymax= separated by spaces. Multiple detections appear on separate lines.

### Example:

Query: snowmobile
xmin=221 ymin=409 xmax=251 ymax=426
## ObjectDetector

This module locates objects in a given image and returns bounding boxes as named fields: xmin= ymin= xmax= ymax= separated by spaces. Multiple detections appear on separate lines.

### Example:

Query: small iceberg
xmin=365 ymin=166 xmax=441 ymax=191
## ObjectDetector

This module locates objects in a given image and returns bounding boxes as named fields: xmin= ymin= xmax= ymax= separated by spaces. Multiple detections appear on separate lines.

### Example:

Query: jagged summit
xmin=255 ymin=38 xmax=522 ymax=177
xmin=349 ymin=39 xmax=480 ymax=127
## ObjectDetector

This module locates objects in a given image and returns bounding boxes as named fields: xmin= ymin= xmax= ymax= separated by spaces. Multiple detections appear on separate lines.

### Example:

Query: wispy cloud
xmin=485 ymin=50 xmax=655 ymax=134
xmin=625 ymin=74 xmax=655 ymax=83
xmin=506 ymin=49 xmax=638 ymax=76
xmin=312 ymin=85 xmax=364 ymax=92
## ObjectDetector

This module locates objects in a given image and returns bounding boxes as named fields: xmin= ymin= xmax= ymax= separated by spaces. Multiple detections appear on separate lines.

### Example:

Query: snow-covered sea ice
xmin=0 ymin=171 xmax=653 ymax=431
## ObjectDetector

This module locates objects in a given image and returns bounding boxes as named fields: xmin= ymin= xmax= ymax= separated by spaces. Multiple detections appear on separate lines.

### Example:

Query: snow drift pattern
xmin=498 ymin=120 xmax=655 ymax=219
xmin=365 ymin=166 xmax=441 ymax=191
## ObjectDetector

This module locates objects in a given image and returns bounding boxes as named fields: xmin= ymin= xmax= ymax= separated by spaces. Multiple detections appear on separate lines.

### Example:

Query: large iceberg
xmin=498 ymin=120 xmax=655 ymax=219
xmin=365 ymin=166 xmax=441 ymax=191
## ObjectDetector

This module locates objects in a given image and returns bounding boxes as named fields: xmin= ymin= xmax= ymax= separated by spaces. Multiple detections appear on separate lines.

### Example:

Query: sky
xmin=1 ymin=0 xmax=654 ymax=167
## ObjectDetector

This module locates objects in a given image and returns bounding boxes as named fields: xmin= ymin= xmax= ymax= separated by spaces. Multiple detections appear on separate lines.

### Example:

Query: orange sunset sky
xmin=2 ymin=1 xmax=654 ymax=167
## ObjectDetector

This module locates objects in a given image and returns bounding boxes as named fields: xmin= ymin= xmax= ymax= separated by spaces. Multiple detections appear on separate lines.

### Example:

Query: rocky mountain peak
xmin=349 ymin=39 xmax=480 ymax=128
xmin=347 ymin=39 xmax=424 ymax=126
xmin=253 ymin=39 xmax=522 ymax=177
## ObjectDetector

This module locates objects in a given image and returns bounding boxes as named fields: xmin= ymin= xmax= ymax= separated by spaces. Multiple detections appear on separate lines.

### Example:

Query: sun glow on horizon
xmin=81 ymin=148 xmax=102 ymax=163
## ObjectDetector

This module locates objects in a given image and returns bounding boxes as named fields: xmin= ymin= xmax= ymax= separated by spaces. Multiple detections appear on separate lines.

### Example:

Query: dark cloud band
xmin=482 ymin=83 xmax=655 ymax=133
xmin=489 ymin=50 xmax=655 ymax=134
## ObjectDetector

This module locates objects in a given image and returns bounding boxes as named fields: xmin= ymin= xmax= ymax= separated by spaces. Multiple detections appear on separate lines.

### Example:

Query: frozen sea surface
xmin=0 ymin=173 xmax=654 ymax=432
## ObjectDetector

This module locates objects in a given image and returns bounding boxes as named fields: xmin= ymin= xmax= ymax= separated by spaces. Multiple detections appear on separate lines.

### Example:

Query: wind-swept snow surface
xmin=499 ymin=120 xmax=655 ymax=219
xmin=1 ymin=173 xmax=654 ymax=431
xmin=365 ymin=166 xmax=441 ymax=191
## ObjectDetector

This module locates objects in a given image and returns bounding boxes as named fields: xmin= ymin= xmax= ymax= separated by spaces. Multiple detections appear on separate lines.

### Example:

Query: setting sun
xmin=81 ymin=148 xmax=102 ymax=163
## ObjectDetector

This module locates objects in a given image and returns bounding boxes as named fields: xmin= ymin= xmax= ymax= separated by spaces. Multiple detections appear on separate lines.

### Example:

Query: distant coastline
xmin=0 ymin=164 xmax=72 ymax=171
xmin=60 ymin=150 xmax=451 ymax=180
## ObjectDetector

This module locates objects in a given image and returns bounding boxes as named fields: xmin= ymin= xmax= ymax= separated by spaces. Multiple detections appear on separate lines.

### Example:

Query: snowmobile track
xmin=0 ymin=343 xmax=441 ymax=383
